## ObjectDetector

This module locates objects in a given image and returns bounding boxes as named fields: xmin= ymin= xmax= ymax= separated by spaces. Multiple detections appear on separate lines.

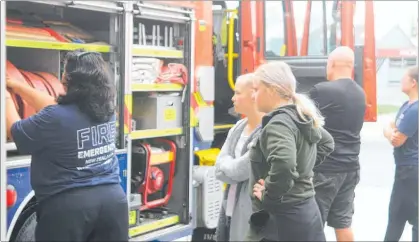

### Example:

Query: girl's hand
xmin=253 ymin=179 xmax=265 ymax=201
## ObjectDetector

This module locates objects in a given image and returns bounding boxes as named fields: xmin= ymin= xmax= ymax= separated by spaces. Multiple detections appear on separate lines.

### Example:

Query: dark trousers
xmin=384 ymin=165 xmax=418 ymax=242
xmin=36 ymin=184 xmax=129 ymax=242
xmin=274 ymin=197 xmax=326 ymax=241
xmin=247 ymin=197 xmax=326 ymax=241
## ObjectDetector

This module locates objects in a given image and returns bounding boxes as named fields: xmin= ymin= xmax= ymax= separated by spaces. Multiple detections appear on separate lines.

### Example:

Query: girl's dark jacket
xmin=248 ymin=104 xmax=334 ymax=213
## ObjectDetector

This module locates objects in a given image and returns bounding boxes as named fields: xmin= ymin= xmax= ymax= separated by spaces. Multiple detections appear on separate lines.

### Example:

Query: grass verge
xmin=377 ymin=104 xmax=399 ymax=115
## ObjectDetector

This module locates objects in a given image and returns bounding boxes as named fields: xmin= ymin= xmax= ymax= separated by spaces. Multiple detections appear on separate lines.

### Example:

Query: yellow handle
xmin=280 ymin=44 xmax=287 ymax=57
xmin=227 ymin=9 xmax=238 ymax=91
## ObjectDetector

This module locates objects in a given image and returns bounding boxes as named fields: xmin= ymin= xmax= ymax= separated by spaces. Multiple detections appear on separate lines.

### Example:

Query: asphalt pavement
xmin=324 ymin=113 xmax=414 ymax=241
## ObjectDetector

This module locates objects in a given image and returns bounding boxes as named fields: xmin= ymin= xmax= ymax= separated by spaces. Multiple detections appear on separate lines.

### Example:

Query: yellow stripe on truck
xmin=129 ymin=215 xmax=179 ymax=238
xmin=124 ymin=94 xmax=133 ymax=134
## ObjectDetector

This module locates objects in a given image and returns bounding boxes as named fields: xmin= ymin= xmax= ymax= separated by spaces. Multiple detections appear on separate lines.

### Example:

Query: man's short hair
xmin=407 ymin=66 xmax=418 ymax=82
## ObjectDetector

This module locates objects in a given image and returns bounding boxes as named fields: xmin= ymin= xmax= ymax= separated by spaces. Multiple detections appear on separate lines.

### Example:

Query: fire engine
xmin=0 ymin=1 xmax=376 ymax=241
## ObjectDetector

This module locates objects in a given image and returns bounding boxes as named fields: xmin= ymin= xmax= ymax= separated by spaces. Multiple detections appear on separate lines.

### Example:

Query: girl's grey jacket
xmin=214 ymin=118 xmax=262 ymax=242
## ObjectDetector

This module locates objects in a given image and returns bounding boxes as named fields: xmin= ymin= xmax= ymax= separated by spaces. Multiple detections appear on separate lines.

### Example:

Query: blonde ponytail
xmin=254 ymin=61 xmax=324 ymax=127
xmin=292 ymin=93 xmax=324 ymax=128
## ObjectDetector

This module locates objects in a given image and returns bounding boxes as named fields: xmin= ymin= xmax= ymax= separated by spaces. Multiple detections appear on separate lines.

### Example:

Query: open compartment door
xmin=239 ymin=0 xmax=256 ymax=74
xmin=0 ymin=1 xmax=7 ymax=241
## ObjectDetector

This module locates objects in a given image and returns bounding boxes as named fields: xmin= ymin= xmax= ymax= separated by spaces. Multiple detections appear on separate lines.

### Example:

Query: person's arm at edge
xmin=391 ymin=107 xmax=417 ymax=147
xmin=5 ymin=91 xmax=21 ymax=139
xmin=9 ymin=105 xmax=59 ymax=155
xmin=218 ymin=147 xmax=251 ymax=183
xmin=383 ymin=121 xmax=396 ymax=142
xmin=215 ymin=121 xmax=242 ymax=184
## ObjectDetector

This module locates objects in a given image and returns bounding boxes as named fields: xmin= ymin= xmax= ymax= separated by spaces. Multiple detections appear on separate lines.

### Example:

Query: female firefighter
xmin=215 ymin=73 xmax=264 ymax=241
xmin=383 ymin=66 xmax=418 ymax=242
xmin=5 ymin=50 xmax=128 ymax=242
xmin=246 ymin=61 xmax=334 ymax=241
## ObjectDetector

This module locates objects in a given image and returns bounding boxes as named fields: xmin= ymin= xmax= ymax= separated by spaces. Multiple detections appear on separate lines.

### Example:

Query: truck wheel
xmin=10 ymin=203 xmax=37 ymax=242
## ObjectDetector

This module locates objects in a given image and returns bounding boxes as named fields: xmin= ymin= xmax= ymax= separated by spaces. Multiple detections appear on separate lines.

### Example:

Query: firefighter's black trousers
xmin=36 ymin=183 xmax=129 ymax=242
xmin=384 ymin=165 xmax=418 ymax=242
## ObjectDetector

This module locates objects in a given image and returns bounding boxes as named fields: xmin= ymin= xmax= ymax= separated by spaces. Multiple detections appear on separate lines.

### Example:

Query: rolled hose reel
xmin=6 ymin=61 xmax=30 ymax=117
xmin=5 ymin=61 xmax=64 ymax=119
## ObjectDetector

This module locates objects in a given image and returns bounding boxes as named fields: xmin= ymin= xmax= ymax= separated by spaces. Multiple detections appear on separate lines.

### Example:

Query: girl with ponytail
xmin=245 ymin=61 xmax=334 ymax=241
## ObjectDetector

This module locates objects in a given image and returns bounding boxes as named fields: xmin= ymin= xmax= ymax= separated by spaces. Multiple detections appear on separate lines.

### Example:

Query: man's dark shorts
xmin=313 ymin=170 xmax=360 ymax=229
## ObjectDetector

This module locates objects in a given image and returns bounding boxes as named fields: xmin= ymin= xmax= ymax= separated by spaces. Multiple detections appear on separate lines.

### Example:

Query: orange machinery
xmin=189 ymin=1 xmax=377 ymax=239
xmin=5 ymin=61 xmax=64 ymax=120
xmin=187 ymin=0 xmax=377 ymax=127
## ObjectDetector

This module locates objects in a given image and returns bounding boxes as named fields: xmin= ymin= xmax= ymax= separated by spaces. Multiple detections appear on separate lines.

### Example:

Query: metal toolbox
xmin=132 ymin=93 xmax=182 ymax=130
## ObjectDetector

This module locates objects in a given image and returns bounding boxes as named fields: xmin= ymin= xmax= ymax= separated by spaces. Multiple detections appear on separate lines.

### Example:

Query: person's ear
xmin=412 ymin=79 xmax=418 ymax=88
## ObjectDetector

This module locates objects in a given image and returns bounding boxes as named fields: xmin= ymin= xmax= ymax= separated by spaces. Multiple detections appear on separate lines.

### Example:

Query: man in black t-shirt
xmin=309 ymin=46 xmax=366 ymax=242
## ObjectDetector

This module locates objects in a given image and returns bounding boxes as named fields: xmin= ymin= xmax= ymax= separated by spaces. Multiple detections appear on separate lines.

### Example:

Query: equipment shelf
xmin=131 ymin=128 xmax=183 ymax=140
xmin=131 ymin=83 xmax=183 ymax=92
xmin=6 ymin=39 xmax=112 ymax=53
xmin=21 ymin=1 xmax=124 ymax=13
xmin=128 ymin=214 xmax=179 ymax=238
xmin=2 ymin=1 xmax=194 ymax=241
xmin=132 ymin=46 xmax=183 ymax=59
xmin=150 ymin=151 xmax=175 ymax=166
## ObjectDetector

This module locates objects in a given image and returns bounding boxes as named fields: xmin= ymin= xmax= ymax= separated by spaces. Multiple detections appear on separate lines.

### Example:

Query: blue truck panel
xmin=193 ymin=130 xmax=212 ymax=151
xmin=6 ymin=166 xmax=31 ymax=229
xmin=117 ymin=152 xmax=128 ymax=194
xmin=6 ymin=151 xmax=128 ymax=234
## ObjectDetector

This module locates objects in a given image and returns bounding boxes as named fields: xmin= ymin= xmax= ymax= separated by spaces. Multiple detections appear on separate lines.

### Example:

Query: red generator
xmin=131 ymin=138 xmax=177 ymax=211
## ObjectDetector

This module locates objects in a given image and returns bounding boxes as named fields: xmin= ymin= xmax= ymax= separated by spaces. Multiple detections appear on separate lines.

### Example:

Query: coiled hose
xmin=5 ymin=61 xmax=64 ymax=119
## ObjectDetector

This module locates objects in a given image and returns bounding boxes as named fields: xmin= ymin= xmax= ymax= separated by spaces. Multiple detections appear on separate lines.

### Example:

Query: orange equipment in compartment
xmin=6 ymin=22 xmax=57 ymax=42
xmin=141 ymin=138 xmax=177 ymax=211
xmin=20 ymin=71 xmax=51 ymax=96
xmin=6 ymin=15 xmax=104 ymax=44
xmin=34 ymin=72 xmax=65 ymax=98
xmin=144 ymin=166 xmax=165 ymax=194
xmin=156 ymin=63 xmax=188 ymax=85
xmin=6 ymin=61 xmax=35 ymax=118
xmin=132 ymin=138 xmax=177 ymax=211
xmin=5 ymin=61 xmax=64 ymax=119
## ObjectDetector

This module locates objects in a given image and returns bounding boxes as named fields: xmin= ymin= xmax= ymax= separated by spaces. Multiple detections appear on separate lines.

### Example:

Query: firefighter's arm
xmin=10 ymin=105 xmax=59 ymax=155
xmin=391 ymin=108 xmax=417 ymax=147
xmin=7 ymin=75 xmax=56 ymax=112
xmin=390 ymin=131 xmax=408 ymax=147
xmin=5 ymin=90 xmax=21 ymax=139
xmin=383 ymin=121 xmax=396 ymax=142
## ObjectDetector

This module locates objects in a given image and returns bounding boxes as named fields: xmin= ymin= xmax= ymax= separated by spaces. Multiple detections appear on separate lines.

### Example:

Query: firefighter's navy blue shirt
xmin=11 ymin=104 xmax=121 ymax=202
xmin=394 ymin=100 xmax=418 ymax=166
